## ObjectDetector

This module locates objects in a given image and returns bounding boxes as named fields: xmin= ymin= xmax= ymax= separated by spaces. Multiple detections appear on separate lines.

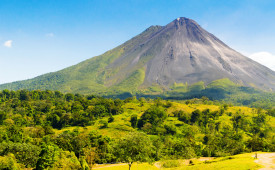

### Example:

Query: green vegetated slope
xmin=0 ymin=90 xmax=274 ymax=169
xmin=0 ymin=47 xmax=123 ymax=93
xmin=162 ymin=78 xmax=275 ymax=109
xmin=2 ymin=63 xmax=274 ymax=108
xmin=0 ymin=26 xmax=162 ymax=95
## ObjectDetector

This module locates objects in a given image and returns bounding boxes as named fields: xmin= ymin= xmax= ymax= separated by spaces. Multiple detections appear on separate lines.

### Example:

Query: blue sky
xmin=1 ymin=0 xmax=275 ymax=84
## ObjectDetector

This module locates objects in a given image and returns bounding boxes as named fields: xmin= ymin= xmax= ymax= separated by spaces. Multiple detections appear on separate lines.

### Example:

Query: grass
xmin=113 ymin=68 xmax=146 ymax=93
xmin=206 ymin=78 xmax=238 ymax=89
xmin=188 ymin=81 xmax=205 ymax=92
xmin=92 ymin=153 xmax=263 ymax=170
xmin=93 ymin=162 xmax=158 ymax=170
xmin=162 ymin=153 xmax=263 ymax=170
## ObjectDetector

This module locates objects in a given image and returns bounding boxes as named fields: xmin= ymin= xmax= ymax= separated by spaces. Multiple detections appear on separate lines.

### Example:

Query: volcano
xmin=1 ymin=17 xmax=275 ymax=94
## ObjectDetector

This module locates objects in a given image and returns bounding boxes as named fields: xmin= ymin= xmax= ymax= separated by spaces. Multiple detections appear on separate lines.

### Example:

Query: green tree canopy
xmin=115 ymin=132 xmax=154 ymax=170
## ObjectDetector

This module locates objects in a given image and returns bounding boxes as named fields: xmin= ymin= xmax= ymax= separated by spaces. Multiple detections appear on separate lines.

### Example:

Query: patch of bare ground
xmin=254 ymin=153 xmax=275 ymax=170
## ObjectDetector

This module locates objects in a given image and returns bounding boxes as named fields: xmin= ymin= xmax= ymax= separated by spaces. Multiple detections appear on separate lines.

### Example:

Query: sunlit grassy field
xmin=93 ymin=163 xmax=158 ymax=170
xmin=174 ymin=153 xmax=262 ymax=170
xmin=93 ymin=153 xmax=263 ymax=170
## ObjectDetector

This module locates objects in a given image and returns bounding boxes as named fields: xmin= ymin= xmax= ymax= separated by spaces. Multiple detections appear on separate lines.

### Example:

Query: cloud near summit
xmin=4 ymin=40 xmax=12 ymax=48
xmin=249 ymin=52 xmax=275 ymax=71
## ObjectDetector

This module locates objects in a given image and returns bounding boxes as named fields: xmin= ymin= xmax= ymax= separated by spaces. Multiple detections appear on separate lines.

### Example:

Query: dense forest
xmin=0 ymin=89 xmax=274 ymax=169
xmin=2 ymin=76 xmax=275 ymax=110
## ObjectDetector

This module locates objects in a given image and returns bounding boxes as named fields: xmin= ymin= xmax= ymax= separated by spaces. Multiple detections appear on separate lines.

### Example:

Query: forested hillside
xmin=0 ymin=90 xmax=274 ymax=169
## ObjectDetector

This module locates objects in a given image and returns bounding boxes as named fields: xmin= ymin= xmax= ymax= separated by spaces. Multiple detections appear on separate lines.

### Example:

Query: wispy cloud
xmin=46 ymin=33 xmax=54 ymax=37
xmin=4 ymin=40 xmax=12 ymax=48
xmin=249 ymin=52 xmax=275 ymax=71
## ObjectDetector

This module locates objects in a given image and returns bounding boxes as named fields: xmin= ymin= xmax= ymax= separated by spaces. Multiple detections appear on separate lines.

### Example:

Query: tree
xmin=115 ymin=132 xmax=154 ymax=170
xmin=164 ymin=124 xmax=177 ymax=135
xmin=0 ymin=153 xmax=23 ymax=169
xmin=108 ymin=116 xmax=114 ymax=123
xmin=83 ymin=147 xmax=98 ymax=169
xmin=190 ymin=109 xmax=202 ymax=124
xmin=0 ymin=142 xmax=41 ymax=168
xmin=99 ymin=120 xmax=108 ymax=129
xmin=253 ymin=108 xmax=266 ymax=127
xmin=92 ymin=105 xmax=107 ymax=117
xmin=130 ymin=114 xmax=138 ymax=128
xmin=231 ymin=112 xmax=244 ymax=134
xmin=65 ymin=93 xmax=74 ymax=102
xmin=173 ymin=110 xmax=189 ymax=123
xmin=19 ymin=90 xmax=30 ymax=101
xmin=137 ymin=106 xmax=167 ymax=129
xmin=36 ymin=144 xmax=59 ymax=170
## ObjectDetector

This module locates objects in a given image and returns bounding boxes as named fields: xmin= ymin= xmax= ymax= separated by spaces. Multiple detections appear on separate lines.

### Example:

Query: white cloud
xmin=4 ymin=40 xmax=12 ymax=48
xmin=46 ymin=33 xmax=54 ymax=37
xmin=249 ymin=52 xmax=275 ymax=71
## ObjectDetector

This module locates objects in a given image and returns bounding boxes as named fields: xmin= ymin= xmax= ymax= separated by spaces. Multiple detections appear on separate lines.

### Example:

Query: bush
xmin=0 ymin=142 xmax=41 ymax=168
xmin=0 ymin=154 xmax=23 ymax=169
xmin=173 ymin=110 xmax=189 ymax=123
xmin=137 ymin=106 xmax=167 ymax=129
xmin=164 ymin=124 xmax=177 ymax=135
xmin=162 ymin=160 xmax=180 ymax=168
xmin=108 ymin=116 xmax=114 ymax=123
xmin=99 ymin=120 xmax=108 ymax=129
xmin=164 ymin=101 xmax=173 ymax=108
xmin=130 ymin=114 xmax=138 ymax=128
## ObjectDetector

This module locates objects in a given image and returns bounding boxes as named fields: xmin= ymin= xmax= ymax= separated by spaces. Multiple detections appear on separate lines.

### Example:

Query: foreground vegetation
xmin=0 ymin=90 xmax=274 ymax=169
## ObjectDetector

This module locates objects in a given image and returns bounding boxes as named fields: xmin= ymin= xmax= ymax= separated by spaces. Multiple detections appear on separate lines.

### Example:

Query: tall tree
xmin=115 ymin=132 xmax=154 ymax=170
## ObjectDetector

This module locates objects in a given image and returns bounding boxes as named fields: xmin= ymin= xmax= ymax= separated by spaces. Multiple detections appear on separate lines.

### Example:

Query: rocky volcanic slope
xmin=1 ymin=17 xmax=275 ymax=94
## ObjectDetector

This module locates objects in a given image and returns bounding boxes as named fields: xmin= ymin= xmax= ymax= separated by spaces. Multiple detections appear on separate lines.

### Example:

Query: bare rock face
xmin=1 ymin=17 xmax=275 ymax=93
xmin=108 ymin=17 xmax=275 ymax=90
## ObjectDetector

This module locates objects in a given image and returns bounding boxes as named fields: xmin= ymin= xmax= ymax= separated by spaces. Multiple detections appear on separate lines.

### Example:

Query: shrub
xmin=0 ymin=154 xmax=24 ymax=169
xmin=162 ymin=160 xmax=180 ymax=168
xmin=108 ymin=116 xmax=114 ymax=123
xmin=99 ymin=120 xmax=108 ymax=129
xmin=130 ymin=114 xmax=138 ymax=128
